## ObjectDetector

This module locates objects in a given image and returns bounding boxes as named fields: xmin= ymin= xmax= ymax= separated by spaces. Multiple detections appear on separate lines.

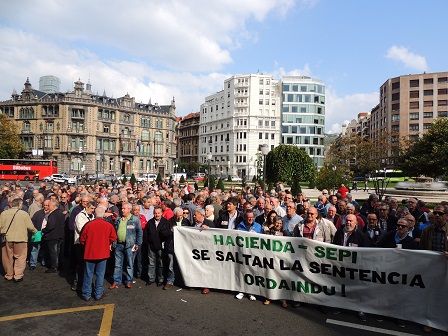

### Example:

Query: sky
xmin=0 ymin=0 xmax=447 ymax=133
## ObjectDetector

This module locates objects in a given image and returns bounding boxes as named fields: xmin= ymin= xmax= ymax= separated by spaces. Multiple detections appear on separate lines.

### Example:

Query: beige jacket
xmin=0 ymin=207 xmax=37 ymax=243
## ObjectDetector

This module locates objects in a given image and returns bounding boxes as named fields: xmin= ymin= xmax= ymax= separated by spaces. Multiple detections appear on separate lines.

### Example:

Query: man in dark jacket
xmin=160 ymin=207 xmax=190 ymax=289
xmin=362 ymin=212 xmax=385 ymax=247
xmin=215 ymin=197 xmax=242 ymax=229
xmin=42 ymin=200 xmax=66 ymax=273
xmin=146 ymin=206 xmax=169 ymax=286
xmin=333 ymin=214 xmax=370 ymax=321
xmin=377 ymin=218 xmax=418 ymax=249
xmin=29 ymin=200 xmax=49 ymax=270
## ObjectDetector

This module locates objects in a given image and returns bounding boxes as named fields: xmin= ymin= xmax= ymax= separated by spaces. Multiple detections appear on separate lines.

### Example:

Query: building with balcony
xmin=0 ymin=77 xmax=177 ymax=177
xmin=370 ymin=71 xmax=448 ymax=165
xmin=199 ymin=74 xmax=281 ymax=179
xmin=177 ymin=112 xmax=200 ymax=164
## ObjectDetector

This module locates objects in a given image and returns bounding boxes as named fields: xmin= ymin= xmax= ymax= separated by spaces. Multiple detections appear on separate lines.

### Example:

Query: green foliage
xmin=398 ymin=118 xmax=448 ymax=178
xmin=315 ymin=164 xmax=351 ymax=191
xmin=156 ymin=173 xmax=162 ymax=183
xmin=227 ymin=175 xmax=232 ymax=182
xmin=265 ymin=145 xmax=315 ymax=185
xmin=122 ymin=175 xmax=128 ymax=184
xmin=216 ymin=178 xmax=225 ymax=191
xmin=179 ymin=175 xmax=185 ymax=183
xmin=0 ymin=114 xmax=25 ymax=159
xmin=252 ymin=175 xmax=257 ymax=183
xmin=130 ymin=173 xmax=137 ymax=186
xmin=291 ymin=179 xmax=302 ymax=196
xmin=204 ymin=177 xmax=209 ymax=188
xmin=257 ymin=178 xmax=265 ymax=191
xmin=178 ymin=161 xmax=201 ymax=175
xmin=209 ymin=175 xmax=216 ymax=190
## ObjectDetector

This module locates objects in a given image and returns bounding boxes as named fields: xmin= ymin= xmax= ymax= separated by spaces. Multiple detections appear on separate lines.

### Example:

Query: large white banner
xmin=174 ymin=227 xmax=448 ymax=331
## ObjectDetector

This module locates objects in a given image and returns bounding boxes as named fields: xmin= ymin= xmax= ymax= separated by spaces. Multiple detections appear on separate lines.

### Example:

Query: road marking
xmin=0 ymin=304 xmax=114 ymax=336
xmin=326 ymin=319 xmax=419 ymax=336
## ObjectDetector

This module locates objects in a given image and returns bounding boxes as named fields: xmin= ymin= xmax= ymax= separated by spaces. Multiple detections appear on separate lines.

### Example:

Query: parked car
xmin=117 ymin=174 xmax=132 ymax=182
xmin=137 ymin=174 xmax=157 ymax=183
xmin=42 ymin=173 xmax=76 ymax=184
xmin=192 ymin=173 xmax=205 ymax=181
xmin=230 ymin=175 xmax=242 ymax=182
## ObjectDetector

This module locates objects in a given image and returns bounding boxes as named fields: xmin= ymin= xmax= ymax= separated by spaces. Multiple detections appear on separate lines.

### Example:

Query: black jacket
xmin=377 ymin=230 xmax=419 ymax=249
xmin=362 ymin=225 xmax=385 ymax=246
xmin=31 ymin=209 xmax=46 ymax=231
xmin=146 ymin=217 xmax=169 ymax=251
xmin=42 ymin=209 xmax=65 ymax=240
xmin=333 ymin=228 xmax=371 ymax=247
xmin=161 ymin=217 xmax=191 ymax=254
xmin=215 ymin=211 xmax=243 ymax=229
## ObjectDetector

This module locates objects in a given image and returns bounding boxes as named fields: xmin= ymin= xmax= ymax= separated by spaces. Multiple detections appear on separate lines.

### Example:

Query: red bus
xmin=0 ymin=159 xmax=58 ymax=181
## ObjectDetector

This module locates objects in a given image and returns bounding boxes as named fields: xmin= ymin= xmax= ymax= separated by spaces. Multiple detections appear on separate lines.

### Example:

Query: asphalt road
xmin=0 ymin=263 xmax=441 ymax=336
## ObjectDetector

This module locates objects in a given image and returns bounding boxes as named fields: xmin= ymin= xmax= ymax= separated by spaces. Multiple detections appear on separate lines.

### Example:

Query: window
xmin=259 ymin=133 xmax=262 ymax=139
xmin=259 ymin=99 xmax=263 ymax=105
xmin=423 ymin=112 xmax=433 ymax=118
xmin=141 ymin=130 xmax=150 ymax=141
xmin=409 ymin=101 xmax=419 ymax=109
xmin=438 ymin=77 xmax=448 ymax=84
xmin=424 ymin=78 xmax=433 ymax=85
xmin=271 ymin=121 xmax=275 ymax=127
xmin=409 ymin=113 xmax=419 ymax=120
xmin=409 ymin=79 xmax=419 ymax=87
xmin=424 ymin=101 xmax=433 ymax=107
xmin=392 ymin=115 xmax=400 ymax=122
xmin=438 ymin=111 xmax=448 ymax=117
xmin=392 ymin=103 xmax=400 ymax=111
xmin=19 ymin=107 xmax=35 ymax=119
xmin=391 ymin=93 xmax=400 ymax=100
xmin=439 ymin=88 xmax=448 ymax=95
xmin=438 ymin=100 xmax=448 ymax=106
xmin=424 ymin=90 xmax=433 ymax=96
xmin=154 ymin=132 xmax=163 ymax=142
xmin=391 ymin=82 xmax=400 ymax=90
xmin=409 ymin=124 xmax=419 ymax=131
xmin=271 ymin=133 xmax=274 ymax=140
xmin=423 ymin=123 xmax=432 ymax=130
xmin=409 ymin=91 xmax=419 ymax=99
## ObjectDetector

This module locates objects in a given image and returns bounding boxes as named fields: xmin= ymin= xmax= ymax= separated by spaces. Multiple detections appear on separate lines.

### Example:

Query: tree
xmin=290 ymin=179 xmax=302 ymax=196
xmin=179 ymin=175 xmax=185 ymax=184
xmin=216 ymin=178 xmax=225 ymax=191
xmin=0 ymin=114 xmax=25 ymax=159
xmin=122 ymin=175 xmax=128 ymax=184
xmin=208 ymin=175 xmax=216 ymax=191
xmin=398 ymin=118 xmax=448 ymax=178
xmin=156 ymin=173 xmax=162 ymax=184
xmin=265 ymin=145 xmax=315 ymax=185
xmin=315 ymin=164 xmax=351 ymax=192
xmin=130 ymin=173 xmax=137 ymax=186
xmin=178 ymin=161 xmax=202 ymax=176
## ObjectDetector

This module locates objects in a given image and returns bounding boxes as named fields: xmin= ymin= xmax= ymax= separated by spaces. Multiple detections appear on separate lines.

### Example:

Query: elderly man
xmin=419 ymin=204 xmax=448 ymax=333
xmin=252 ymin=197 xmax=265 ymax=218
xmin=376 ymin=202 xmax=398 ymax=232
xmin=362 ymin=212 xmax=385 ymax=247
xmin=314 ymin=194 xmax=328 ymax=217
xmin=378 ymin=218 xmax=418 ymax=249
xmin=407 ymin=198 xmax=427 ymax=225
xmin=109 ymin=202 xmax=142 ymax=289
xmin=29 ymin=200 xmax=50 ymax=270
xmin=283 ymin=201 xmax=303 ymax=236
xmin=145 ymin=206 xmax=169 ymax=287
xmin=72 ymin=201 xmax=96 ymax=291
xmin=0 ymin=198 xmax=37 ymax=282
xmin=160 ymin=207 xmax=191 ymax=290
xmin=28 ymin=193 xmax=44 ymax=218
xmin=271 ymin=197 xmax=286 ymax=217
xmin=293 ymin=207 xmax=331 ymax=243
xmin=80 ymin=206 xmax=117 ymax=302
xmin=333 ymin=214 xmax=370 ymax=320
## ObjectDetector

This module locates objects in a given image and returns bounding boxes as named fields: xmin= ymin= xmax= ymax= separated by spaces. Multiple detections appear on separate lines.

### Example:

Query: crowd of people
xmin=0 ymin=179 xmax=447 ymax=333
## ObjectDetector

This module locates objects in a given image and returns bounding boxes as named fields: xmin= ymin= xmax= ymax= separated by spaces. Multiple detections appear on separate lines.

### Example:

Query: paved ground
xmin=0 ymin=263 xmax=444 ymax=336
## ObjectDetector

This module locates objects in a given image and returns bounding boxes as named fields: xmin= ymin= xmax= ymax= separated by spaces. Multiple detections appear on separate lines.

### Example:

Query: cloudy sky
xmin=0 ymin=0 xmax=447 ymax=133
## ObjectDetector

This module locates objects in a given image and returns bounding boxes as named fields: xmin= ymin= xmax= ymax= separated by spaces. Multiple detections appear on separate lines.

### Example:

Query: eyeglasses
xmin=397 ymin=224 xmax=408 ymax=229
xmin=306 ymin=212 xmax=317 ymax=216
xmin=183 ymin=212 xmax=189 ymax=214
xmin=433 ymin=211 xmax=445 ymax=216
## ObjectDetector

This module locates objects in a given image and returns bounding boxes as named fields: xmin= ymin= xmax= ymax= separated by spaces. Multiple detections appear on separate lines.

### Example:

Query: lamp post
xmin=207 ymin=153 xmax=212 ymax=178
xmin=119 ymin=156 xmax=123 ymax=176
xmin=260 ymin=144 xmax=269 ymax=189
xmin=332 ymin=165 xmax=337 ymax=195
xmin=95 ymin=152 xmax=101 ymax=182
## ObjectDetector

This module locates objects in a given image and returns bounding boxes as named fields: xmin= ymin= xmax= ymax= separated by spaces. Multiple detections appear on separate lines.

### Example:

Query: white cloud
xmin=385 ymin=45 xmax=428 ymax=72
xmin=325 ymin=89 xmax=378 ymax=134
xmin=272 ymin=65 xmax=312 ymax=78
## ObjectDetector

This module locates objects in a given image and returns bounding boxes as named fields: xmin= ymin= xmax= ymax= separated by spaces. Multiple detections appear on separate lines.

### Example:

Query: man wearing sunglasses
xmin=377 ymin=218 xmax=418 ymax=250
xmin=419 ymin=204 xmax=448 ymax=333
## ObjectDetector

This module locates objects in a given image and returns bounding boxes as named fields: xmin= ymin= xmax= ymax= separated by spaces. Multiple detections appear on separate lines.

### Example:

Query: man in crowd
xmin=282 ymin=201 xmax=303 ymax=236
xmin=72 ymin=201 xmax=96 ymax=291
xmin=362 ymin=212 xmax=385 ymax=247
xmin=42 ymin=199 xmax=65 ymax=273
xmin=80 ymin=206 xmax=117 ymax=301
xmin=376 ymin=202 xmax=397 ymax=232
xmin=216 ymin=197 xmax=243 ymax=229
xmin=29 ymin=200 xmax=50 ymax=270
xmin=131 ymin=204 xmax=147 ymax=279
xmin=146 ymin=206 xmax=169 ymax=287
xmin=109 ymin=202 xmax=142 ymax=289
xmin=28 ymin=193 xmax=44 ymax=218
xmin=0 ymin=198 xmax=37 ymax=282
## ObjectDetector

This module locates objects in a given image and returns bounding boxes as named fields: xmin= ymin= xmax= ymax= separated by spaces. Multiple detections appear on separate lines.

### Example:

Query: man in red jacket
xmin=79 ymin=206 xmax=117 ymax=302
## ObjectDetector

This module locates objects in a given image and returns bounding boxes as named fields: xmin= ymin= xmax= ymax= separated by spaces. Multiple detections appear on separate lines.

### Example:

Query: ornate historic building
xmin=177 ymin=112 xmax=200 ymax=164
xmin=0 ymin=78 xmax=177 ymax=177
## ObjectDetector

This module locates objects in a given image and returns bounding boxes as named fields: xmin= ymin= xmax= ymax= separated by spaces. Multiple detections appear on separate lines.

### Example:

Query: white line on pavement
xmin=326 ymin=319 xmax=419 ymax=336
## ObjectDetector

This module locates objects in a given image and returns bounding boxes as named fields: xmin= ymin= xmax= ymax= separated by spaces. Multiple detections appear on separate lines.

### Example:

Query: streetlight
xmin=260 ymin=144 xmax=270 ymax=189
xmin=95 ymin=152 xmax=101 ymax=182
xmin=207 ymin=153 xmax=212 ymax=178
xmin=119 ymin=156 xmax=123 ymax=175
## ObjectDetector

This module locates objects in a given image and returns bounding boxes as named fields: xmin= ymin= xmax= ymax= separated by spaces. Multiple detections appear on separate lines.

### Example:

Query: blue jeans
xmin=29 ymin=242 xmax=45 ymax=267
xmin=147 ymin=249 xmax=163 ymax=283
xmin=82 ymin=259 xmax=107 ymax=299
xmin=166 ymin=252 xmax=175 ymax=285
xmin=113 ymin=244 xmax=135 ymax=285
